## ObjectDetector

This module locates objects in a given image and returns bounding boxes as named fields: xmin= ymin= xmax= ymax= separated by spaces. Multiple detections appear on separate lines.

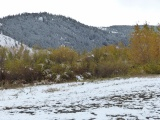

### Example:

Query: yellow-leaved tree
xmin=129 ymin=24 xmax=159 ymax=65
xmin=129 ymin=23 xmax=160 ymax=74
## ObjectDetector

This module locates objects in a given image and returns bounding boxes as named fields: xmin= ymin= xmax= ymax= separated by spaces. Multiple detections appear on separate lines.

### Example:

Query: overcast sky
xmin=0 ymin=0 xmax=160 ymax=27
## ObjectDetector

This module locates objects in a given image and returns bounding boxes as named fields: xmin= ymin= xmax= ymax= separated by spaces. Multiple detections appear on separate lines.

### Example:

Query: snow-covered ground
xmin=0 ymin=77 xmax=160 ymax=120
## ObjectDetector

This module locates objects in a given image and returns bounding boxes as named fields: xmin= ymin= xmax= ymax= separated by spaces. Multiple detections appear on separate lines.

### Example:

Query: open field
xmin=0 ymin=77 xmax=160 ymax=120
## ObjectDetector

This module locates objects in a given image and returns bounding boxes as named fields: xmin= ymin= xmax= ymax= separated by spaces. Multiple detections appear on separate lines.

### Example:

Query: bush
xmin=144 ymin=63 xmax=160 ymax=74
xmin=61 ymin=71 xmax=75 ymax=82
xmin=95 ymin=61 xmax=129 ymax=78
xmin=51 ymin=46 xmax=78 ymax=64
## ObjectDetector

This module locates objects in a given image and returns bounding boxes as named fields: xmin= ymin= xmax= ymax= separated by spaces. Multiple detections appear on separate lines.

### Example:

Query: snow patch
xmin=98 ymin=27 xmax=118 ymax=33
xmin=111 ymin=31 xmax=118 ymax=33
xmin=56 ymin=74 xmax=61 ymax=81
xmin=76 ymin=75 xmax=84 ymax=81
xmin=38 ymin=17 xmax=43 ymax=21
xmin=98 ymin=27 xmax=108 ymax=31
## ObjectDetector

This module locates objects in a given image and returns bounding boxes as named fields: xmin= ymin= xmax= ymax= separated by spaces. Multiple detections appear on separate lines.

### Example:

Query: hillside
xmin=0 ymin=34 xmax=31 ymax=51
xmin=0 ymin=34 xmax=20 ymax=48
xmin=0 ymin=12 xmax=134 ymax=52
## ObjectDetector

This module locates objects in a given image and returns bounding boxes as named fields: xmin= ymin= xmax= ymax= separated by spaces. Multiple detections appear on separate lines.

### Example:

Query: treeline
xmin=0 ymin=24 xmax=160 ymax=86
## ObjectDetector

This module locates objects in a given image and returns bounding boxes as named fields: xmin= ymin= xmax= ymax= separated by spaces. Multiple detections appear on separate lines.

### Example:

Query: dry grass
xmin=0 ymin=80 xmax=24 ymax=90
xmin=44 ymin=88 xmax=60 ymax=93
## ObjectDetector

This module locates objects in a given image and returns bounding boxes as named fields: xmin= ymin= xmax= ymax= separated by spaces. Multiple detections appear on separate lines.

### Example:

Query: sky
xmin=0 ymin=0 xmax=160 ymax=27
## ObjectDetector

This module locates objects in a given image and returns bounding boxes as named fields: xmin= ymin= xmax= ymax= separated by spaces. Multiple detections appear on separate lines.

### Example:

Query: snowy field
xmin=0 ymin=77 xmax=160 ymax=120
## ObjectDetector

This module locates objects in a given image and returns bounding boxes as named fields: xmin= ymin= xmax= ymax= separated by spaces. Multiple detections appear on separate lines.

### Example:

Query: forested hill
xmin=0 ymin=12 xmax=134 ymax=52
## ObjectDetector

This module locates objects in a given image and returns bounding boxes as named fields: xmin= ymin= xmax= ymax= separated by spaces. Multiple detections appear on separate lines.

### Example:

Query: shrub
xmin=51 ymin=46 xmax=78 ymax=64
xmin=144 ymin=63 xmax=160 ymax=74
xmin=95 ymin=61 xmax=129 ymax=78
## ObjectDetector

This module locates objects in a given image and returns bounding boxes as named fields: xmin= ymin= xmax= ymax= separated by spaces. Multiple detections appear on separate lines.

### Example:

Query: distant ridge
xmin=0 ymin=12 xmax=134 ymax=52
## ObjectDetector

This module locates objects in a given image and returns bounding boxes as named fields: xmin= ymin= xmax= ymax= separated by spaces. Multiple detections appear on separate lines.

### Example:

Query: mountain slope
xmin=0 ymin=33 xmax=31 ymax=51
xmin=0 ymin=12 xmax=134 ymax=52
xmin=0 ymin=33 xmax=20 ymax=48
